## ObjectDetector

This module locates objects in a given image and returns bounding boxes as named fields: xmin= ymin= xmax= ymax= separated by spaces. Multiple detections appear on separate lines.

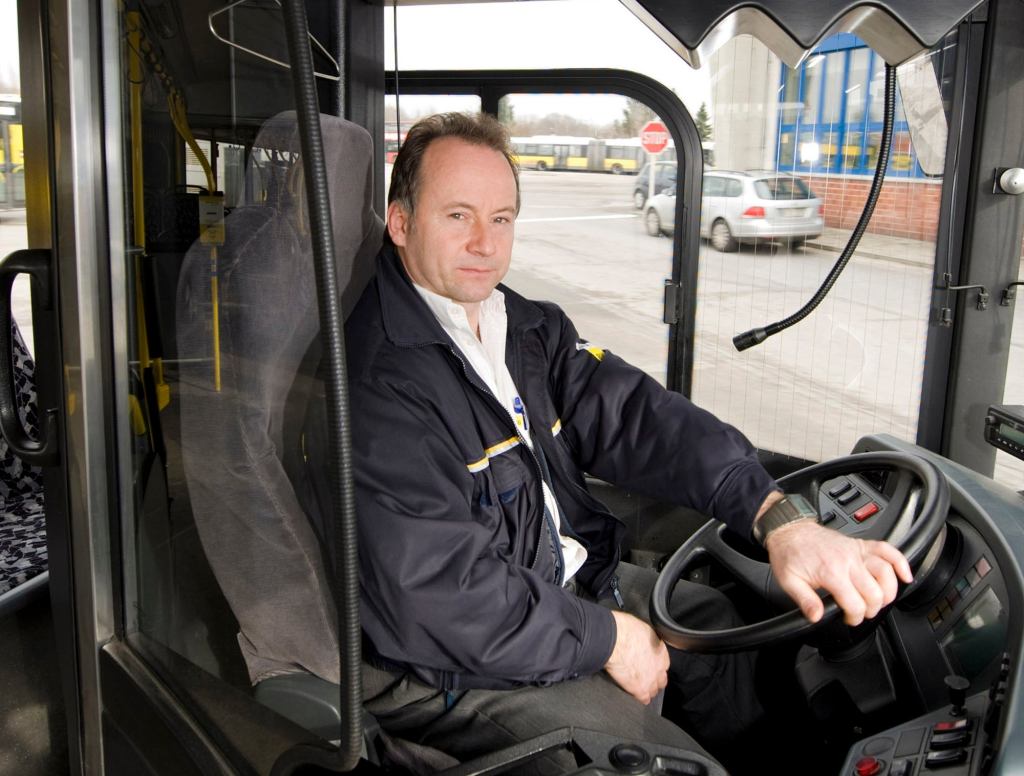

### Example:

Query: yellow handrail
xmin=129 ymin=12 xmax=223 ymax=392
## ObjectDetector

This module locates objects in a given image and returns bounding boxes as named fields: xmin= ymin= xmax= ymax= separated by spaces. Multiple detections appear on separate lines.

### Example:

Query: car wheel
xmin=611 ymin=163 xmax=623 ymax=175
xmin=536 ymin=160 xmax=548 ymax=171
xmin=633 ymin=190 xmax=646 ymax=209
xmin=710 ymin=219 xmax=739 ymax=252
xmin=645 ymin=208 xmax=663 ymax=237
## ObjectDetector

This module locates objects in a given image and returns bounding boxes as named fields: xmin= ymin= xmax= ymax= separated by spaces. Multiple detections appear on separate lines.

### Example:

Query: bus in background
xmin=602 ymin=138 xmax=644 ymax=173
xmin=384 ymin=131 xmax=405 ymax=164
xmin=511 ymin=135 xmax=592 ymax=171
xmin=510 ymin=135 xmax=683 ymax=174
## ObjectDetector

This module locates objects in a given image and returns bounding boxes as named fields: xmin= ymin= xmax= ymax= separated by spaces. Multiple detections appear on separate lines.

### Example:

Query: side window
xmin=497 ymin=93 xmax=679 ymax=385
xmin=725 ymin=179 xmax=743 ymax=197
xmin=704 ymin=176 xmax=725 ymax=197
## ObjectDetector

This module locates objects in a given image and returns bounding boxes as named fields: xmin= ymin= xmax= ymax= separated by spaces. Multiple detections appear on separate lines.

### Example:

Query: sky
xmin=384 ymin=0 xmax=712 ymax=124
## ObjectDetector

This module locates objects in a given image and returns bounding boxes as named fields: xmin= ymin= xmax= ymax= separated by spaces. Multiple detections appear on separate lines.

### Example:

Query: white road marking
xmin=516 ymin=214 xmax=639 ymax=223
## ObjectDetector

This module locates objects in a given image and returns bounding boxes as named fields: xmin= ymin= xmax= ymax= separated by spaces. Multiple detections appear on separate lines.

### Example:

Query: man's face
xmin=388 ymin=137 xmax=517 ymax=309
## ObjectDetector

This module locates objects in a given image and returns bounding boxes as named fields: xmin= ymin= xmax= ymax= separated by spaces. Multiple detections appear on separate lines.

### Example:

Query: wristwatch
xmin=751 ymin=493 xmax=818 ymax=547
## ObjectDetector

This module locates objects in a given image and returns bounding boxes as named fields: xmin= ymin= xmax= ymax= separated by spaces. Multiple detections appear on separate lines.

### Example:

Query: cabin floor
xmin=0 ymin=594 xmax=69 ymax=775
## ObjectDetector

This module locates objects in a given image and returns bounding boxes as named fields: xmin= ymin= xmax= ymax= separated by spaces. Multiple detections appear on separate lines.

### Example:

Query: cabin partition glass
xmin=108 ymin=3 xmax=349 ymax=767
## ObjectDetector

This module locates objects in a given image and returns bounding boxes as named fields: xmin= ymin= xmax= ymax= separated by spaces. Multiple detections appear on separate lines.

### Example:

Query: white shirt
xmin=414 ymin=283 xmax=589 ymax=583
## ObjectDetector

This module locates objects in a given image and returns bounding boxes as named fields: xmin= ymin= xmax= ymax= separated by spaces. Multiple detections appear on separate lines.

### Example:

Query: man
xmin=347 ymin=112 xmax=911 ymax=772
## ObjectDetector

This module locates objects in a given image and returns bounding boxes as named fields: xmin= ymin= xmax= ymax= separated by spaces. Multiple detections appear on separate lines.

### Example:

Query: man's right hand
xmin=604 ymin=611 xmax=669 ymax=705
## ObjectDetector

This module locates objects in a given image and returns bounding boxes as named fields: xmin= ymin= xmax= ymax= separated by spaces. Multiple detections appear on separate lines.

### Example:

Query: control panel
xmin=817 ymin=472 xmax=889 ymax=534
xmin=839 ymin=657 xmax=1011 ymax=776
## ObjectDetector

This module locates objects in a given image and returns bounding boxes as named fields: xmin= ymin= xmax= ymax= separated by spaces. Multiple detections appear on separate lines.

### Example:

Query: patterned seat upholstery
xmin=0 ymin=319 xmax=47 ymax=609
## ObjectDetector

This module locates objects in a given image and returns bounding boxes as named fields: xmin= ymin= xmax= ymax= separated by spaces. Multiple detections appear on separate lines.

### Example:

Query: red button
xmin=855 ymin=756 xmax=883 ymax=776
xmin=934 ymin=719 xmax=969 ymax=732
xmin=853 ymin=502 xmax=880 ymax=522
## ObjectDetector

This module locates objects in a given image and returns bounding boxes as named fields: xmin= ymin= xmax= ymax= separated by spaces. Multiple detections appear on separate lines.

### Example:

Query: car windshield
xmin=753 ymin=177 xmax=813 ymax=199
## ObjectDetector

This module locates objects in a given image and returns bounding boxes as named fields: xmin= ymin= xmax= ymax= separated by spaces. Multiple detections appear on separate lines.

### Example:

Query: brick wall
xmin=798 ymin=174 xmax=943 ymax=242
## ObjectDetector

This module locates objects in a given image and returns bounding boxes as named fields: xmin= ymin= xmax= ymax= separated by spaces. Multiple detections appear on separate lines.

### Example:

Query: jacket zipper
xmin=608 ymin=574 xmax=625 ymax=608
xmin=446 ymin=346 xmax=566 ymax=582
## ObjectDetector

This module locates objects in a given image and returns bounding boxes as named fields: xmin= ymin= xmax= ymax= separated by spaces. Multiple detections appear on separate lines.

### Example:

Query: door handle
xmin=0 ymin=248 xmax=59 ymax=466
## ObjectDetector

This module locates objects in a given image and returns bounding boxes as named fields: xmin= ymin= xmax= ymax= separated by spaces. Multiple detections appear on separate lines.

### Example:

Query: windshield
xmin=381 ymin=5 xmax=1024 ymax=483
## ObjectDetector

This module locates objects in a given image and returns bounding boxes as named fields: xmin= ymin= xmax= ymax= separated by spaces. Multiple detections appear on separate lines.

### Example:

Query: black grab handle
xmin=0 ymin=248 xmax=59 ymax=466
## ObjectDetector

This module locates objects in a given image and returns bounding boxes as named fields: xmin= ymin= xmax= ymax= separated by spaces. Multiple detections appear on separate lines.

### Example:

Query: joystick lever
xmin=945 ymin=674 xmax=970 ymax=716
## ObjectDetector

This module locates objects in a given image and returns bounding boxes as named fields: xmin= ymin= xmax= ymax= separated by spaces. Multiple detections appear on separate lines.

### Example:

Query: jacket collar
xmin=375 ymin=242 xmax=545 ymax=348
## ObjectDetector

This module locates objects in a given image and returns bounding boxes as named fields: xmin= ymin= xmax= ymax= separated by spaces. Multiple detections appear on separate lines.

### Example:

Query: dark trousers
xmin=363 ymin=562 xmax=763 ymax=774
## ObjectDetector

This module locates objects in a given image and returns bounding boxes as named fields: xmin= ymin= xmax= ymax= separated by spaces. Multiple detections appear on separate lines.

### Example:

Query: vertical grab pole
xmin=277 ymin=0 xmax=363 ymax=771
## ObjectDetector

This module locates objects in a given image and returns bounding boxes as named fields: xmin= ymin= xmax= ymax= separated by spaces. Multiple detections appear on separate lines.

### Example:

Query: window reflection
xmin=801 ymin=57 xmax=822 ymax=124
xmin=846 ymin=49 xmax=870 ymax=123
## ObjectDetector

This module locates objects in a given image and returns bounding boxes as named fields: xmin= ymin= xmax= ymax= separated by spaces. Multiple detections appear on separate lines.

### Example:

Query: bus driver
xmin=346 ymin=112 xmax=912 ymax=772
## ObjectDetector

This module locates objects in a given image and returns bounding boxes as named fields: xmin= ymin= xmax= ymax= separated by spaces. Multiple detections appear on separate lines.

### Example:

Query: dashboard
xmin=835 ymin=435 xmax=1024 ymax=776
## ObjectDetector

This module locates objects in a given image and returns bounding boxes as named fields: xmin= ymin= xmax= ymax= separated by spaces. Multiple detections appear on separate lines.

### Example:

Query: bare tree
xmin=615 ymin=98 xmax=658 ymax=137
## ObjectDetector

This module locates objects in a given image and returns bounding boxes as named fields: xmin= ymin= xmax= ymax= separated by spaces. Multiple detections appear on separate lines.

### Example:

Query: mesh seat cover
xmin=177 ymin=113 xmax=382 ymax=684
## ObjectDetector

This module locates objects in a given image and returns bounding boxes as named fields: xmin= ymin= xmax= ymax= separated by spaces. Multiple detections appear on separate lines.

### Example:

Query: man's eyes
xmin=447 ymin=212 xmax=513 ymax=224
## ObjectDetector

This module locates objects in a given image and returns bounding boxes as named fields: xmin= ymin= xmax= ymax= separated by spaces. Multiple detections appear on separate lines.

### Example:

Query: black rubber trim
xmin=276 ymin=0 xmax=362 ymax=772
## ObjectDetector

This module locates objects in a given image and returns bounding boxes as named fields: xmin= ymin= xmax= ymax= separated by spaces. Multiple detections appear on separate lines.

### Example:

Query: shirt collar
xmin=374 ymin=244 xmax=544 ymax=348
xmin=413 ymin=282 xmax=506 ymax=337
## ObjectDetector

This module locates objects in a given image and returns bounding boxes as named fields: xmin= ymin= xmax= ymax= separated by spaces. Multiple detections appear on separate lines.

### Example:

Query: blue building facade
xmin=776 ymin=34 xmax=922 ymax=178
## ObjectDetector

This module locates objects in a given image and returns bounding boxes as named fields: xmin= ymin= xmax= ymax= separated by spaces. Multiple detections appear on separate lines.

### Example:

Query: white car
xmin=644 ymin=170 xmax=824 ymax=251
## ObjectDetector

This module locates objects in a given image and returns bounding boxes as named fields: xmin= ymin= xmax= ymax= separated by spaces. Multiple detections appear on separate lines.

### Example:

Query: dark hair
xmin=388 ymin=112 xmax=521 ymax=215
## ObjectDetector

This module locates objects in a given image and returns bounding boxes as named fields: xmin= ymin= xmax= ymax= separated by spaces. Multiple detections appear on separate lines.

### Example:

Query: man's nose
xmin=467 ymin=220 xmax=496 ymax=256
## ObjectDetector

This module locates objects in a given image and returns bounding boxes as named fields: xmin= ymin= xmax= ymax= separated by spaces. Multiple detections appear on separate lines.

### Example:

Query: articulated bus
xmin=511 ymin=135 xmax=680 ymax=173
xmin=1 ymin=1 xmax=1023 ymax=775
xmin=383 ymin=131 xmax=404 ymax=164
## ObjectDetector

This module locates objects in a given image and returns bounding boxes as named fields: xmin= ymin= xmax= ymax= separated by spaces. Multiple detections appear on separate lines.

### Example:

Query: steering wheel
xmin=651 ymin=451 xmax=950 ymax=653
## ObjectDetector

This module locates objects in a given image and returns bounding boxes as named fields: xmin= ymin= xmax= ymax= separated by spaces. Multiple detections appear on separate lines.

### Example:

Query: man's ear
xmin=386 ymin=201 xmax=410 ymax=247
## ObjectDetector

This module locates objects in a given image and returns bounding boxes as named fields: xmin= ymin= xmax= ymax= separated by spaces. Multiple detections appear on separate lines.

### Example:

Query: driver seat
xmin=177 ymin=113 xmax=459 ymax=772
xmin=177 ymin=111 xmax=376 ymax=703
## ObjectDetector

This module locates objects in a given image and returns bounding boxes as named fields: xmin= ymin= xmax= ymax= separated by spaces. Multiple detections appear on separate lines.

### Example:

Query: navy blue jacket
xmin=347 ymin=245 xmax=778 ymax=691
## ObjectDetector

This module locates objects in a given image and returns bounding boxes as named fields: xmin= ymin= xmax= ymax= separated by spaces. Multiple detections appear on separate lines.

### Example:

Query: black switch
xmin=837 ymin=488 xmax=861 ymax=506
xmin=945 ymin=674 xmax=970 ymax=716
xmin=820 ymin=511 xmax=838 ymax=526
xmin=827 ymin=481 xmax=852 ymax=498
xmin=930 ymin=730 xmax=969 ymax=750
xmin=608 ymin=743 xmax=650 ymax=774
xmin=925 ymin=748 xmax=967 ymax=768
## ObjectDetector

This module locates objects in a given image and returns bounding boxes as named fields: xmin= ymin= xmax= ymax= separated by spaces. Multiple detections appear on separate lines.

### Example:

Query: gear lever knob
xmin=945 ymin=674 xmax=970 ymax=716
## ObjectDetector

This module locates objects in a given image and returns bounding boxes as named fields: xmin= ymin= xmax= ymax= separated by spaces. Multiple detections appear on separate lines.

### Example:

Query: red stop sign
xmin=639 ymin=121 xmax=669 ymax=155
